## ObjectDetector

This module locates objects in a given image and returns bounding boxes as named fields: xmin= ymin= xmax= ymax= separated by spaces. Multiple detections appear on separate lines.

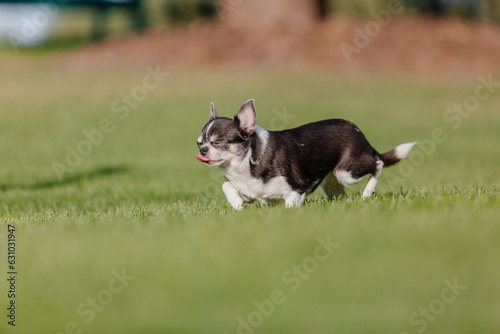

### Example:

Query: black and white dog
xmin=196 ymin=99 xmax=415 ymax=210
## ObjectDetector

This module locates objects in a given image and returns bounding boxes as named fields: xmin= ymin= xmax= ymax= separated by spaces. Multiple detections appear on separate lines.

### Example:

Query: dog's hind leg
xmin=321 ymin=173 xmax=346 ymax=199
xmin=362 ymin=159 xmax=384 ymax=198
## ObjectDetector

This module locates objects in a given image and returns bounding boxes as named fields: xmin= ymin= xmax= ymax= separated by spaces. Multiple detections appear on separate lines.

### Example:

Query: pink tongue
xmin=196 ymin=155 xmax=210 ymax=163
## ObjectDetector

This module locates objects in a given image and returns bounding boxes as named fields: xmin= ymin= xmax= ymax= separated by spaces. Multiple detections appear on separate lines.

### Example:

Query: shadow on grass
xmin=0 ymin=165 xmax=128 ymax=191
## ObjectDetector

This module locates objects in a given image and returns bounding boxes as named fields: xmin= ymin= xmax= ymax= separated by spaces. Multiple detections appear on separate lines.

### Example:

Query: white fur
xmin=197 ymin=120 xmax=215 ymax=147
xmin=252 ymin=126 xmax=269 ymax=164
xmin=394 ymin=142 xmax=416 ymax=160
xmin=362 ymin=160 xmax=384 ymax=198
xmin=255 ymin=126 xmax=269 ymax=151
xmin=205 ymin=120 xmax=215 ymax=138
xmin=285 ymin=192 xmax=306 ymax=208
xmin=222 ymin=182 xmax=244 ymax=210
xmin=334 ymin=170 xmax=364 ymax=187
xmin=220 ymin=148 xmax=298 ymax=206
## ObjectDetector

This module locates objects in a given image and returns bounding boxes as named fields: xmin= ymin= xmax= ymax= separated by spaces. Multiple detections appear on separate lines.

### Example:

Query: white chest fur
xmin=221 ymin=154 xmax=293 ymax=203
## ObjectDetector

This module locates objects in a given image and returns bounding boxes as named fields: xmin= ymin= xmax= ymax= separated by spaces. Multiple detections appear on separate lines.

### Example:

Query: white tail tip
xmin=394 ymin=142 xmax=416 ymax=160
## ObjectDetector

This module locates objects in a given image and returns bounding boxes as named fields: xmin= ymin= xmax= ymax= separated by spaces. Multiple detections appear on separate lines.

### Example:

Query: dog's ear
xmin=209 ymin=102 xmax=220 ymax=120
xmin=234 ymin=99 xmax=256 ymax=136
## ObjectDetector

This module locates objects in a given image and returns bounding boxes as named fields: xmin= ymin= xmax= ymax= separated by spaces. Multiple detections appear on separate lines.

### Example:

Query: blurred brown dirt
xmin=62 ymin=13 xmax=500 ymax=78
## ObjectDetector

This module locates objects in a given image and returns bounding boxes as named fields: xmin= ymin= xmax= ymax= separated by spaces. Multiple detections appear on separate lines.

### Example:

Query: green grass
xmin=0 ymin=52 xmax=499 ymax=334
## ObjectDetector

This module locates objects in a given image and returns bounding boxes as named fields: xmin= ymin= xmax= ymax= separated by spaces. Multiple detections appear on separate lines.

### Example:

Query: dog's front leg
xmin=284 ymin=192 xmax=306 ymax=208
xmin=222 ymin=182 xmax=245 ymax=210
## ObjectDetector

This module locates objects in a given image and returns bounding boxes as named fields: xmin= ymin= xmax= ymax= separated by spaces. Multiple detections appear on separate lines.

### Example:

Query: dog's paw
xmin=222 ymin=182 xmax=245 ymax=210
xmin=230 ymin=202 xmax=244 ymax=210
xmin=361 ymin=188 xmax=375 ymax=198
xmin=284 ymin=192 xmax=306 ymax=208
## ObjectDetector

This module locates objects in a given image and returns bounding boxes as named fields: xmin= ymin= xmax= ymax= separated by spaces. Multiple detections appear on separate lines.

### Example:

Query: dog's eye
xmin=212 ymin=140 xmax=221 ymax=146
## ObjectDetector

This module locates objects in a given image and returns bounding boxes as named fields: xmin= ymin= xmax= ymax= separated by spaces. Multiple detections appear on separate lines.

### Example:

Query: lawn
xmin=0 ymin=51 xmax=499 ymax=334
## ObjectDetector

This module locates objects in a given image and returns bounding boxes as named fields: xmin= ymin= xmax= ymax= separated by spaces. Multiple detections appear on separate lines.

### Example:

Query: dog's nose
xmin=200 ymin=147 xmax=208 ymax=156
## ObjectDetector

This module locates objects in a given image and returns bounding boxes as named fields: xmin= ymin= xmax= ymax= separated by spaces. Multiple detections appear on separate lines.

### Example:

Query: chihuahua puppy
xmin=196 ymin=99 xmax=415 ymax=210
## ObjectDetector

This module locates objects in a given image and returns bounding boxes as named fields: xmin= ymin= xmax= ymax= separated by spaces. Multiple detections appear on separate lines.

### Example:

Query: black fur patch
xmin=245 ymin=120 xmax=378 ymax=193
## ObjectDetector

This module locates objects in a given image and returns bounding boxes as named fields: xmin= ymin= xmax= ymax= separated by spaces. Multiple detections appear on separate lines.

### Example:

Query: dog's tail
xmin=378 ymin=142 xmax=416 ymax=167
